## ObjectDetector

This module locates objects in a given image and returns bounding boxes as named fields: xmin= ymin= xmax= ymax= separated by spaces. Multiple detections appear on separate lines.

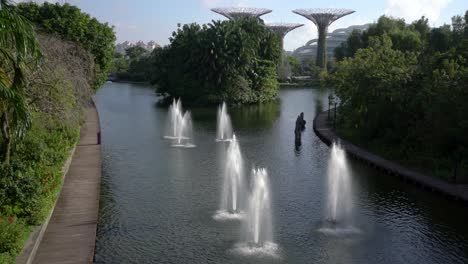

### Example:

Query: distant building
xmin=292 ymin=24 xmax=370 ymax=63
xmin=115 ymin=41 xmax=161 ymax=54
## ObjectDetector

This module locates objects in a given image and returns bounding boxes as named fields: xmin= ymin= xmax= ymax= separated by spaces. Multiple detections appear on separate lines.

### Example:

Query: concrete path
xmin=313 ymin=110 xmax=468 ymax=203
xmin=33 ymin=105 xmax=101 ymax=264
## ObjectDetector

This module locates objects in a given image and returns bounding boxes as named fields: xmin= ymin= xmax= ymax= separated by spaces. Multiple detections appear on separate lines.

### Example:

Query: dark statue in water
xmin=295 ymin=112 xmax=306 ymax=146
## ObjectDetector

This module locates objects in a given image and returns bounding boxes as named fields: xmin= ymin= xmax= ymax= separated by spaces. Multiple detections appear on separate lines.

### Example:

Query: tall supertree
xmin=293 ymin=8 xmax=355 ymax=69
xmin=266 ymin=23 xmax=304 ymax=49
xmin=211 ymin=7 xmax=272 ymax=20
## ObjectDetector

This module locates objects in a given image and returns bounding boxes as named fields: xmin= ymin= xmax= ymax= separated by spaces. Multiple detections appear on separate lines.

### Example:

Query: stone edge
xmin=313 ymin=110 xmax=468 ymax=204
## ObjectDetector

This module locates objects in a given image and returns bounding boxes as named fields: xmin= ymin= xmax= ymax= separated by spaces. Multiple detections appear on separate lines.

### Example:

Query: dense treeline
xmin=15 ymin=2 xmax=116 ymax=90
xmin=151 ymin=19 xmax=281 ymax=105
xmin=332 ymin=13 xmax=468 ymax=181
xmin=110 ymin=46 xmax=153 ymax=82
xmin=1 ymin=1 xmax=113 ymax=262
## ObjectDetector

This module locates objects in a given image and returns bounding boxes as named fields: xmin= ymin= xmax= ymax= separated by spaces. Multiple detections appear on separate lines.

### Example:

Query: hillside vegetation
xmin=0 ymin=1 xmax=114 ymax=262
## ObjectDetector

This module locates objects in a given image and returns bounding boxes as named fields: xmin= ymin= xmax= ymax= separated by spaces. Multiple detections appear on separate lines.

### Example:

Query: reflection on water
xmin=230 ymin=100 xmax=280 ymax=129
xmin=94 ymin=83 xmax=468 ymax=264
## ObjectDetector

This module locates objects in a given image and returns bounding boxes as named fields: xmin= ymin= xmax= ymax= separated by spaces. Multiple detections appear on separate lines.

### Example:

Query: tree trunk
xmin=316 ymin=25 xmax=328 ymax=70
xmin=1 ymin=113 xmax=11 ymax=165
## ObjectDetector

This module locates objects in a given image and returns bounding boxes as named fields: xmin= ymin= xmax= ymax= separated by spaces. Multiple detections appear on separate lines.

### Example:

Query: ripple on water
xmin=230 ymin=241 xmax=281 ymax=259
xmin=213 ymin=210 xmax=245 ymax=221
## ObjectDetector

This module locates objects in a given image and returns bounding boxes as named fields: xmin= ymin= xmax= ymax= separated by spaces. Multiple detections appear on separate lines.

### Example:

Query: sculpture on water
xmin=295 ymin=112 xmax=306 ymax=146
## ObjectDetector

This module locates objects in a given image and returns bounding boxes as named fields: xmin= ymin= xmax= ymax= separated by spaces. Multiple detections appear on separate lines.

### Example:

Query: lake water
xmin=94 ymin=82 xmax=468 ymax=264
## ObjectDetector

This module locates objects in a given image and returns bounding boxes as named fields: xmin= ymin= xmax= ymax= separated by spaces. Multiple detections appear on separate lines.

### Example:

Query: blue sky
xmin=18 ymin=0 xmax=468 ymax=51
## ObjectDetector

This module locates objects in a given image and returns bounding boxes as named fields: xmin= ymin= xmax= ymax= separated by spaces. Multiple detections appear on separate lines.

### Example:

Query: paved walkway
xmin=313 ymin=110 xmax=468 ymax=203
xmin=33 ymin=105 xmax=101 ymax=264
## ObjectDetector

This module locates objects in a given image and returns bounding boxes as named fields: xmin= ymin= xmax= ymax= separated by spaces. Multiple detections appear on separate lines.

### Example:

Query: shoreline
xmin=313 ymin=110 xmax=468 ymax=203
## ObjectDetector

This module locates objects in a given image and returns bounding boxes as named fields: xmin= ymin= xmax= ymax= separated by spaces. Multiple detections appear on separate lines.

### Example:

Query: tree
xmin=287 ymin=56 xmax=301 ymax=75
xmin=428 ymin=25 xmax=452 ymax=53
xmin=410 ymin=16 xmax=430 ymax=39
xmin=335 ymin=29 xmax=363 ymax=61
xmin=151 ymin=18 xmax=281 ymax=104
xmin=277 ymin=53 xmax=292 ymax=81
xmin=15 ymin=2 xmax=116 ymax=90
xmin=333 ymin=34 xmax=418 ymax=138
xmin=125 ymin=46 xmax=148 ymax=60
xmin=0 ymin=0 xmax=42 ymax=164
xmin=332 ymin=12 xmax=468 ymax=181
xmin=303 ymin=57 xmax=322 ymax=77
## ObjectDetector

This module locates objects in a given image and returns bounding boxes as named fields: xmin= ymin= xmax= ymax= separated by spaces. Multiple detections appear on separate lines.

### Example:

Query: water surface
xmin=94 ymin=82 xmax=468 ymax=264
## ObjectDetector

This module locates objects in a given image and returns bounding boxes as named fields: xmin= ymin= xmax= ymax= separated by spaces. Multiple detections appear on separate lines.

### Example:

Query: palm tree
xmin=0 ymin=0 xmax=42 ymax=164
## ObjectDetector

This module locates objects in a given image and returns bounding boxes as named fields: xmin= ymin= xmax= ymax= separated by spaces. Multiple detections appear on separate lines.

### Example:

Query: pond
xmin=94 ymin=82 xmax=468 ymax=264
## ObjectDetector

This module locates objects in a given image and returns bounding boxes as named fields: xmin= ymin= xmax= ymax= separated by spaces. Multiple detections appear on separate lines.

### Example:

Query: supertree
xmin=266 ymin=23 xmax=304 ymax=49
xmin=211 ymin=7 xmax=272 ymax=20
xmin=293 ymin=8 xmax=355 ymax=69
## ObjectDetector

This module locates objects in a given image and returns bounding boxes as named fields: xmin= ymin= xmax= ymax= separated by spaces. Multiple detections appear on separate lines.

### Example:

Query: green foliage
xmin=15 ymin=2 xmax=116 ymax=90
xmin=151 ymin=18 xmax=281 ymax=104
xmin=335 ymin=15 xmax=424 ymax=61
xmin=0 ymin=6 xmax=92 ymax=260
xmin=333 ymin=34 xmax=418 ymax=137
xmin=0 ymin=0 xmax=42 ymax=164
xmin=287 ymin=56 xmax=301 ymax=75
xmin=110 ymin=47 xmax=153 ymax=82
xmin=276 ymin=53 xmax=292 ymax=81
xmin=125 ymin=46 xmax=148 ymax=60
xmin=332 ymin=12 xmax=468 ymax=181
xmin=0 ymin=216 xmax=30 ymax=264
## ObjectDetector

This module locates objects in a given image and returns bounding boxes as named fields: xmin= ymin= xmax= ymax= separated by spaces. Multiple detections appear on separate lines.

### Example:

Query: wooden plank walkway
xmin=313 ymin=110 xmax=468 ymax=203
xmin=32 ymin=104 xmax=101 ymax=264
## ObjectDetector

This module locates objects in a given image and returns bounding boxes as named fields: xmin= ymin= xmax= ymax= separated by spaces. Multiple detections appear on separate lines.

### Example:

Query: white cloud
xmin=384 ymin=0 xmax=452 ymax=23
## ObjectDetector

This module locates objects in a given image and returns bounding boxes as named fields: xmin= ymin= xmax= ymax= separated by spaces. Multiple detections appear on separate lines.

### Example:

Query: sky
xmin=16 ymin=0 xmax=468 ymax=51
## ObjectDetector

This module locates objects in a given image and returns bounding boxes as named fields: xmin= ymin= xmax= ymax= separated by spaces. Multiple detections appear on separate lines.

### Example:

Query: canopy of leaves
xmin=15 ymin=2 xmax=116 ymax=90
xmin=151 ymin=18 xmax=281 ymax=105
xmin=0 ymin=0 xmax=42 ymax=164
xmin=332 ymin=12 xmax=468 ymax=181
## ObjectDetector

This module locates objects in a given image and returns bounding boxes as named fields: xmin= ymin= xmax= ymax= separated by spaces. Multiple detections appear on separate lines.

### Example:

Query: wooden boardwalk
xmin=33 ymin=105 xmax=101 ymax=264
xmin=313 ymin=110 xmax=468 ymax=203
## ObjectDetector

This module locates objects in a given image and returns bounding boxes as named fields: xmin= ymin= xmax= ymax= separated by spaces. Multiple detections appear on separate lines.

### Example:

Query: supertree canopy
xmin=293 ymin=8 xmax=355 ymax=69
xmin=266 ymin=23 xmax=304 ymax=49
xmin=211 ymin=7 xmax=272 ymax=20
xmin=266 ymin=23 xmax=304 ymax=38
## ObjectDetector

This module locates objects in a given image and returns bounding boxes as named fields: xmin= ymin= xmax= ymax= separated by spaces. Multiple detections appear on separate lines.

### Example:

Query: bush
xmin=0 ymin=217 xmax=30 ymax=264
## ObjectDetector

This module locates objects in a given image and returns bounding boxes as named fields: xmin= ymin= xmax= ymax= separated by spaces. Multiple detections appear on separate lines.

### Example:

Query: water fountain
xmin=318 ymin=143 xmax=358 ymax=235
xmin=164 ymin=98 xmax=195 ymax=148
xmin=231 ymin=168 xmax=278 ymax=257
xmin=213 ymin=134 xmax=245 ymax=220
xmin=326 ymin=143 xmax=352 ymax=224
xmin=216 ymin=102 xmax=233 ymax=142
xmin=247 ymin=168 xmax=273 ymax=245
